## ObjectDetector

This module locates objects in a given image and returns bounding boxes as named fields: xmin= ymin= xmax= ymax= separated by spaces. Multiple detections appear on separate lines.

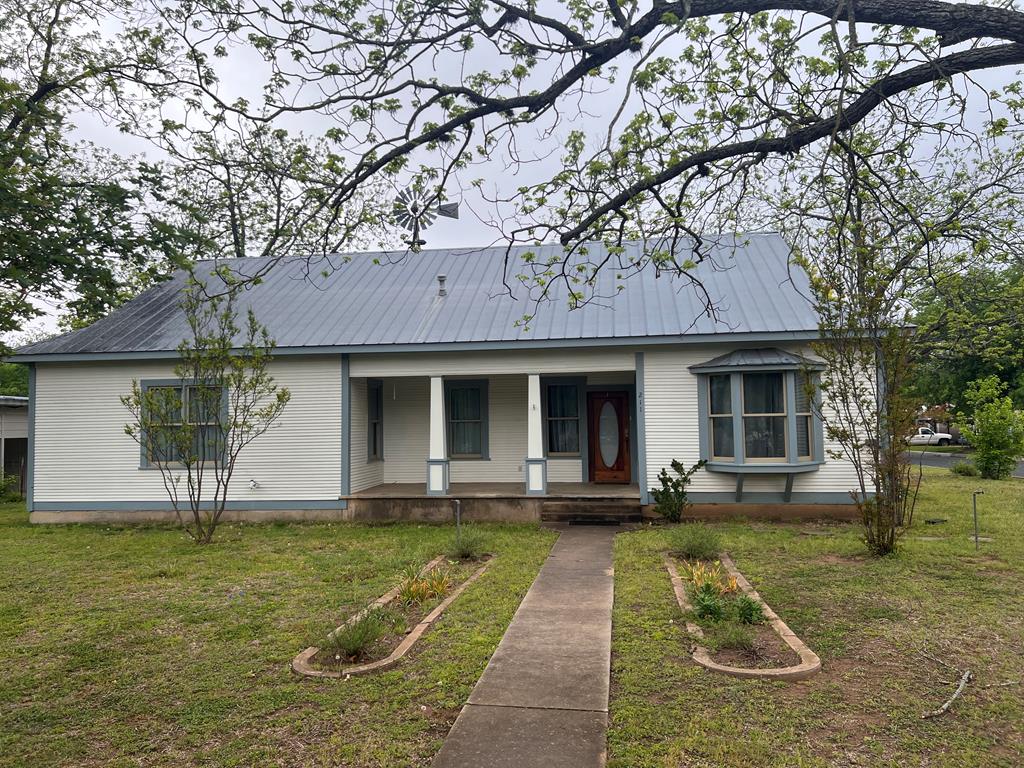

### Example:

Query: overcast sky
xmin=12 ymin=7 xmax=1019 ymax=342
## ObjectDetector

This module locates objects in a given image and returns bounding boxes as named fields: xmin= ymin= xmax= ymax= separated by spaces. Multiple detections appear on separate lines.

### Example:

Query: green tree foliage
xmin=0 ymin=363 xmax=28 ymax=396
xmin=912 ymin=268 xmax=1024 ymax=409
xmin=0 ymin=1 xmax=190 ymax=340
xmin=957 ymin=376 xmax=1024 ymax=480
xmin=136 ymin=0 xmax=1024 ymax=297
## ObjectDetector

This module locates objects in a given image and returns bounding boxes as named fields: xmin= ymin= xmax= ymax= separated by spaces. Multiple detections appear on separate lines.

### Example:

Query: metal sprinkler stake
xmin=453 ymin=498 xmax=462 ymax=546
xmin=972 ymin=490 xmax=984 ymax=550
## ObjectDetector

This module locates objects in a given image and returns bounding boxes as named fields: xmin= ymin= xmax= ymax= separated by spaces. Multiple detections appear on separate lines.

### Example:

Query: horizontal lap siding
xmin=642 ymin=345 xmax=861 ymax=496
xmin=381 ymin=377 xmax=430 ymax=483
xmin=349 ymin=378 xmax=384 ymax=493
xmin=350 ymin=348 xmax=635 ymax=377
xmin=449 ymin=375 xmax=526 ymax=483
xmin=547 ymin=459 xmax=583 ymax=482
xmin=0 ymin=407 xmax=27 ymax=439
xmin=34 ymin=358 xmax=341 ymax=503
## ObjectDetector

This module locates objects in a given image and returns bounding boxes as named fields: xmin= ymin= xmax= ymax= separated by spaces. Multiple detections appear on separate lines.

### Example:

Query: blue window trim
xmin=694 ymin=369 xmax=824 ymax=474
xmin=367 ymin=377 xmax=384 ymax=461
xmin=540 ymin=376 xmax=586 ymax=459
xmin=444 ymin=378 xmax=489 ymax=460
xmin=137 ymin=378 xmax=228 ymax=469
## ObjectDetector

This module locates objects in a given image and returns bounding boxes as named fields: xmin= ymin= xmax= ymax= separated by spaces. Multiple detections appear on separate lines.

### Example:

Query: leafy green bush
xmin=706 ymin=621 xmax=755 ymax=652
xmin=957 ymin=376 xmax=1024 ymax=480
xmin=650 ymin=459 xmax=707 ymax=522
xmin=322 ymin=608 xmax=390 ymax=660
xmin=668 ymin=523 xmax=721 ymax=561
xmin=950 ymin=460 xmax=979 ymax=477
xmin=733 ymin=594 xmax=765 ymax=625
xmin=0 ymin=473 xmax=22 ymax=502
xmin=692 ymin=583 xmax=725 ymax=621
xmin=445 ymin=527 xmax=488 ymax=560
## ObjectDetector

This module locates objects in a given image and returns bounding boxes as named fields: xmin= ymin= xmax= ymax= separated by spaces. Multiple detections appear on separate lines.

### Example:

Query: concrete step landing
xmin=540 ymin=500 xmax=642 ymax=525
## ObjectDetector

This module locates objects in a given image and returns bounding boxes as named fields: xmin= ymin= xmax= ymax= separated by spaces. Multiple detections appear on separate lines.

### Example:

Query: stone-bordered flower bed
xmin=293 ymin=553 xmax=492 ymax=679
xmin=665 ymin=553 xmax=820 ymax=681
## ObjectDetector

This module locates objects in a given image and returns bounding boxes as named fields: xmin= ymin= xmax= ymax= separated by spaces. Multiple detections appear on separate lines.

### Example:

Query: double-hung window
xmin=708 ymin=374 xmax=734 ymax=460
xmin=144 ymin=383 xmax=223 ymax=465
xmin=794 ymin=371 xmax=813 ymax=460
xmin=446 ymin=380 xmax=488 ymax=459
xmin=545 ymin=383 xmax=581 ymax=455
xmin=367 ymin=379 xmax=384 ymax=460
xmin=742 ymin=372 xmax=787 ymax=460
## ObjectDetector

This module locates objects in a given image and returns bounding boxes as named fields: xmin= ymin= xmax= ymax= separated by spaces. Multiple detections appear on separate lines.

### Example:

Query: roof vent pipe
xmin=437 ymin=274 xmax=447 ymax=297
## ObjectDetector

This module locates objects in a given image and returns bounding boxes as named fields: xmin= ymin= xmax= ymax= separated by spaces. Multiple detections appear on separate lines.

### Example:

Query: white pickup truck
xmin=907 ymin=427 xmax=953 ymax=446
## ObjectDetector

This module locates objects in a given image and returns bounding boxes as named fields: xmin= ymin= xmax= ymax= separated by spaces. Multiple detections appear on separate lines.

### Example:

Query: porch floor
xmin=349 ymin=481 xmax=641 ymax=499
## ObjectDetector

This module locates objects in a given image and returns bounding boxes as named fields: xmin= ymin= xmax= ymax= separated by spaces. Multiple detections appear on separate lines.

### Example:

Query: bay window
xmin=692 ymin=348 xmax=825 ymax=471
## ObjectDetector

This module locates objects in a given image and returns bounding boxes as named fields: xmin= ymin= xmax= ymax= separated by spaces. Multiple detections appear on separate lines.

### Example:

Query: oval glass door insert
xmin=599 ymin=401 xmax=619 ymax=467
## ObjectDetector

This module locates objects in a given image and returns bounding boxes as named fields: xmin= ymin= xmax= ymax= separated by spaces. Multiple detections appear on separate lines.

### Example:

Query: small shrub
xmin=692 ymin=584 xmax=725 ymax=621
xmin=397 ymin=565 xmax=452 ymax=604
xmin=650 ymin=459 xmax=707 ymax=522
xmin=322 ymin=608 xmax=388 ymax=660
xmin=683 ymin=560 xmax=736 ymax=595
xmin=424 ymin=567 xmax=452 ymax=597
xmin=950 ymin=460 xmax=979 ymax=477
xmin=733 ymin=594 xmax=765 ymax=625
xmin=446 ymin=527 xmax=488 ymax=560
xmin=669 ymin=524 xmax=722 ymax=561
xmin=707 ymin=622 xmax=755 ymax=652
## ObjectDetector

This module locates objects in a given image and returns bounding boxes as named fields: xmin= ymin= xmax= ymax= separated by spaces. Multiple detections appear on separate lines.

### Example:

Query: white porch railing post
xmin=427 ymin=376 xmax=449 ymax=495
xmin=524 ymin=373 xmax=547 ymax=495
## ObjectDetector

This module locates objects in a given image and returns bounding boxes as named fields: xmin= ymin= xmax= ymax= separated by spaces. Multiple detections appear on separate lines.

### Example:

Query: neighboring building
xmin=0 ymin=396 xmax=28 ymax=495
xmin=11 ymin=234 xmax=863 ymax=523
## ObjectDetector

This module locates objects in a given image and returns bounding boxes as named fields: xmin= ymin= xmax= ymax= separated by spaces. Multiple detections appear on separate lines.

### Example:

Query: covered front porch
xmin=344 ymin=358 xmax=646 ymax=503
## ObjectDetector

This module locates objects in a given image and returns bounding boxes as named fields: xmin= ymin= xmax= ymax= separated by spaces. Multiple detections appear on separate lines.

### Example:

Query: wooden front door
xmin=587 ymin=391 xmax=631 ymax=483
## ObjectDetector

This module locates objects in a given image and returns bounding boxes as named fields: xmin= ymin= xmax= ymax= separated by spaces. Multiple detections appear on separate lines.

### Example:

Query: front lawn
xmin=0 ymin=508 xmax=555 ymax=767
xmin=609 ymin=469 xmax=1024 ymax=767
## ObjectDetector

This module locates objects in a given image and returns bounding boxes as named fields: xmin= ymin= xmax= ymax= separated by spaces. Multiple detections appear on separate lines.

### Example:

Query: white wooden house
xmin=12 ymin=235 xmax=862 ymax=523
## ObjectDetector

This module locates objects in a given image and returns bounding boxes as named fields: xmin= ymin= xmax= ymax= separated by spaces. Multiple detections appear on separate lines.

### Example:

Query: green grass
xmin=4 ymin=471 xmax=1021 ymax=767
xmin=609 ymin=469 xmax=1024 ymax=767
xmin=906 ymin=444 xmax=971 ymax=453
xmin=0 ymin=506 xmax=555 ymax=767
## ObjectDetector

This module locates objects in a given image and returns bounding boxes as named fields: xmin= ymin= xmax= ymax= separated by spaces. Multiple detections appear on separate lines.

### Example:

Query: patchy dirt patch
xmin=711 ymin=623 xmax=801 ymax=669
xmin=816 ymin=553 xmax=866 ymax=565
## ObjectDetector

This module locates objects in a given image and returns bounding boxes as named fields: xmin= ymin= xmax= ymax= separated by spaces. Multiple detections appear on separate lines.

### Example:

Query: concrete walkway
xmin=432 ymin=526 xmax=615 ymax=768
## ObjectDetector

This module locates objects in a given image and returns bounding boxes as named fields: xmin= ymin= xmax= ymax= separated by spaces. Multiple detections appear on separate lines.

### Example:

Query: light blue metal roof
xmin=14 ymin=234 xmax=818 ymax=358
xmin=689 ymin=348 xmax=825 ymax=372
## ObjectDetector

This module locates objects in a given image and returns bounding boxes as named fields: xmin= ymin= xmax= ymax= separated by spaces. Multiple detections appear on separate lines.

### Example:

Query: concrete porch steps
xmin=539 ymin=500 xmax=642 ymax=525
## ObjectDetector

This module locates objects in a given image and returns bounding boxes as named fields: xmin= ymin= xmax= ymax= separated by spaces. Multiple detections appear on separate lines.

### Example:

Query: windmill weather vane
xmin=392 ymin=186 xmax=459 ymax=252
